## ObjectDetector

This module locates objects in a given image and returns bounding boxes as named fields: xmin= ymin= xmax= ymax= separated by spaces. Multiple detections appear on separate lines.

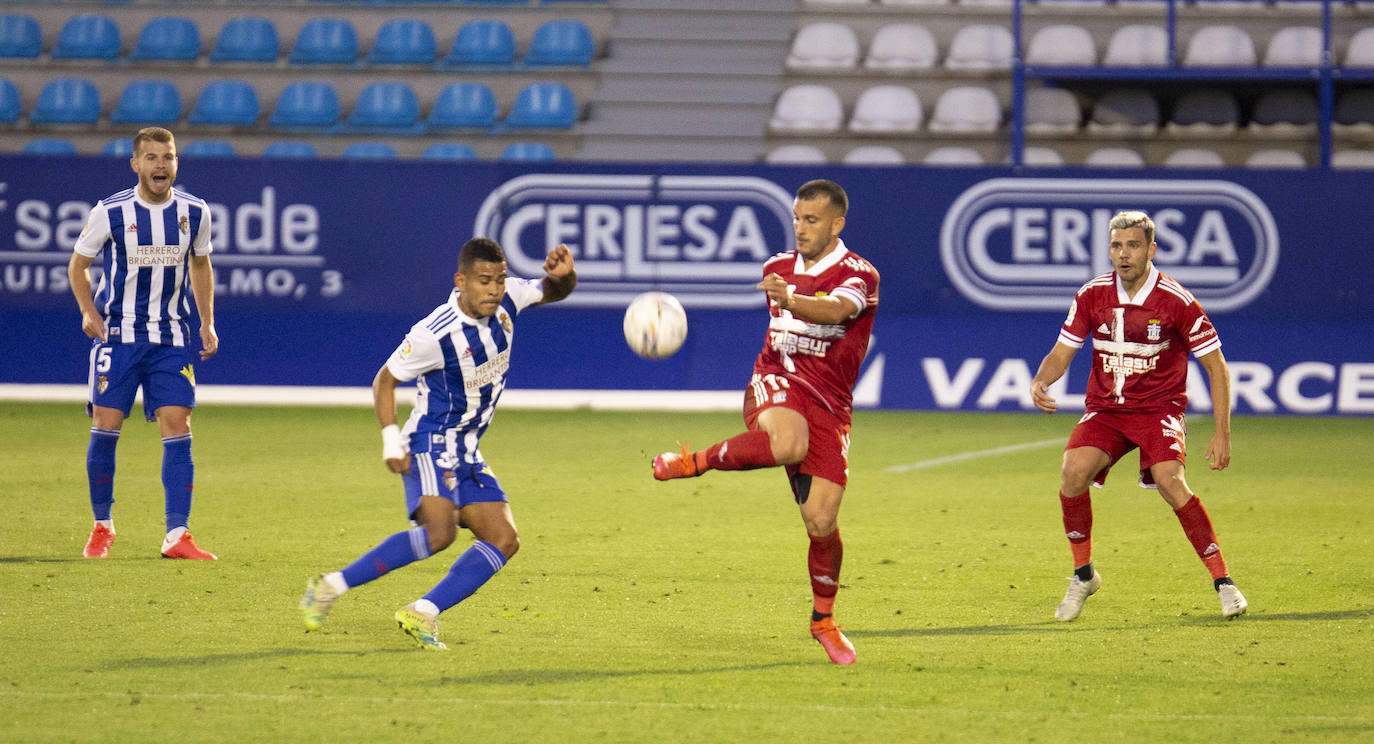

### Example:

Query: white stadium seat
xmin=865 ymin=23 xmax=938 ymax=71
xmin=928 ymin=86 xmax=1001 ymax=132
xmin=1331 ymin=149 xmax=1374 ymax=169
xmin=1343 ymin=27 xmax=1374 ymax=67
xmin=1244 ymin=149 xmax=1306 ymax=169
xmin=1163 ymin=148 xmax=1226 ymax=168
xmin=923 ymin=146 xmax=985 ymax=165
xmin=787 ymin=22 xmax=860 ymax=70
xmin=765 ymin=145 xmax=827 ymax=164
xmin=1183 ymin=25 xmax=1257 ymax=67
xmin=1026 ymin=25 xmax=1096 ymax=66
xmin=843 ymin=145 xmax=905 ymax=164
xmin=945 ymin=24 xmax=1014 ymax=71
xmin=1264 ymin=26 xmax=1323 ymax=67
xmin=1025 ymin=88 xmax=1080 ymax=135
xmin=848 ymin=85 xmax=922 ymax=133
xmin=1084 ymin=147 xmax=1145 ymax=167
xmin=1103 ymin=25 xmax=1169 ymax=67
xmin=769 ymin=85 xmax=844 ymax=133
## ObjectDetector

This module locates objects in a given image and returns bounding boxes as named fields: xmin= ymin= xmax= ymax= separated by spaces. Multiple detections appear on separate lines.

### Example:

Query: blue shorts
xmin=402 ymin=454 xmax=508 ymax=519
xmin=87 ymin=340 xmax=196 ymax=422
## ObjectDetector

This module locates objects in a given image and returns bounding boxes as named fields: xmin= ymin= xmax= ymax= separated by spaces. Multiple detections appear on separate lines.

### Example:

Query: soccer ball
xmin=623 ymin=291 xmax=688 ymax=359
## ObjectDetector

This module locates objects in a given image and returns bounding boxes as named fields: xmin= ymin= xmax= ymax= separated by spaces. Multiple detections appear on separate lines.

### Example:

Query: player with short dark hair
xmin=68 ymin=126 xmax=219 ymax=561
xmin=1030 ymin=210 xmax=1247 ymax=621
xmin=300 ymin=238 xmax=576 ymax=650
xmin=651 ymin=179 xmax=878 ymax=664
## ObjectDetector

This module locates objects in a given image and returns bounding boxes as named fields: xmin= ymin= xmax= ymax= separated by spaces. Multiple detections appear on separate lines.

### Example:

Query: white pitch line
xmin=0 ymin=689 xmax=1369 ymax=725
xmin=885 ymin=437 xmax=1065 ymax=473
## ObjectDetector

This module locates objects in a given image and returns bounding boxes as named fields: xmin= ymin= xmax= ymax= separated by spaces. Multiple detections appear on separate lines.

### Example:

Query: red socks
xmin=1059 ymin=490 xmax=1093 ymax=568
xmin=808 ymin=529 xmax=843 ymax=616
xmin=702 ymin=430 xmax=776 ymax=472
xmin=1175 ymin=495 xmax=1229 ymax=581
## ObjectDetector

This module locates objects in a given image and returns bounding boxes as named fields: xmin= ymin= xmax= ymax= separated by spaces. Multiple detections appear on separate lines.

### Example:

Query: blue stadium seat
xmin=52 ymin=14 xmax=121 ymax=60
xmin=210 ymin=17 xmax=278 ymax=63
xmin=367 ymin=19 xmax=436 ymax=65
xmin=270 ymin=81 xmax=340 ymax=130
xmin=130 ymin=17 xmax=200 ymax=61
xmin=427 ymin=82 xmax=497 ymax=129
xmin=502 ymin=82 xmax=577 ymax=129
xmin=0 ymin=14 xmax=43 ymax=58
xmin=31 ymin=78 xmax=101 ymax=124
xmin=500 ymin=141 xmax=556 ymax=161
xmin=0 ymin=78 xmax=19 ymax=123
xmin=181 ymin=140 xmax=237 ymax=158
xmin=524 ymin=20 xmax=594 ymax=67
xmin=110 ymin=79 xmax=182 ymax=125
xmin=346 ymin=81 xmax=421 ymax=133
xmin=261 ymin=140 xmax=318 ymax=159
xmin=445 ymin=20 xmax=515 ymax=66
xmin=189 ymin=80 xmax=260 ymax=126
xmin=423 ymin=142 xmax=478 ymax=160
xmin=289 ymin=18 xmax=358 ymax=65
xmin=342 ymin=142 xmax=397 ymax=159
xmin=102 ymin=138 xmax=134 ymax=157
xmin=24 ymin=138 xmax=78 ymax=155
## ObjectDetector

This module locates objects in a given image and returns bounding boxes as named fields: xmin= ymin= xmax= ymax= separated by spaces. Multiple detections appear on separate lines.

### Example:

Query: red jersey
xmin=1059 ymin=266 xmax=1221 ymax=414
xmin=752 ymin=240 xmax=880 ymax=423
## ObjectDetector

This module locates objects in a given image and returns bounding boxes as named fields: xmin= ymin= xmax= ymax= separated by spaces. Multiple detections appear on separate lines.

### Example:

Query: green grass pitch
xmin=0 ymin=402 xmax=1371 ymax=742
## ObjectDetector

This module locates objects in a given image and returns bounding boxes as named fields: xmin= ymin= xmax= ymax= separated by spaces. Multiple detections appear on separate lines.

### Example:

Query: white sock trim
xmin=413 ymin=599 xmax=439 ymax=618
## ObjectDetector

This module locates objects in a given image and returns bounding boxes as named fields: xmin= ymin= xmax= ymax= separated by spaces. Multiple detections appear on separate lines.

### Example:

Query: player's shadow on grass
xmin=856 ymin=607 xmax=1374 ymax=637
xmin=1178 ymin=608 xmax=1373 ymax=625
xmin=850 ymin=622 xmax=1073 ymax=638
xmin=432 ymin=661 xmax=808 ymax=687
xmin=107 ymin=647 xmax=415 ymax=670
xmin=0 ymin=556 xmax=92 ymax=563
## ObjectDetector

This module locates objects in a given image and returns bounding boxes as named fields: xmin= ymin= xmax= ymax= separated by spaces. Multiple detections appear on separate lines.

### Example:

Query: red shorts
xmin=742 ymin=373 xmax=851 ymax=496
xmin=1067 ymin=410 xmax=1188 ymax=489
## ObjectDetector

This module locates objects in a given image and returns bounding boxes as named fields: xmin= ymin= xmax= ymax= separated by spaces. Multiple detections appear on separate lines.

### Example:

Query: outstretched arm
xmin=538 ymin=243 xmax=577 ymax=304
xmin=1197 ymin=349 xmax=1232 ymax=470
xmin=1030 ymin=343 xmax=1078 ymax=413
xmin=757 ymin=273 xmax=858 ymax=325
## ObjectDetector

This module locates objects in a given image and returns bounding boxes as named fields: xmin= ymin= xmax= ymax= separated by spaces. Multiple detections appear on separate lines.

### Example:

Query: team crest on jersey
xmin=498 ymin=310 xmax=512 ymax=334
xmin=443 ymin=470 xmax=457 ymax=491
xmin=1147 ymin=319 xmax=1162 ymax=341
xmin=97 ymin=375 xmax=108 ymax=394
xmin=178 ymin=215 xmax=190 ymax=235
xmin=180 ymin=365 xmax=195 ymax=386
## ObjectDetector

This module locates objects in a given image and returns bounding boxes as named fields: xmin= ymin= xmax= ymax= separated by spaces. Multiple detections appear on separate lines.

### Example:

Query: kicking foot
xmin=1055 ymin=570 xmax=1102 ymax=622
xmin=809 ymin=617 xmax=856 ymax=665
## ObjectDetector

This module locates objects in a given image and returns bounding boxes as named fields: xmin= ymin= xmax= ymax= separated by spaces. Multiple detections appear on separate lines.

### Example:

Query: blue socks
xmin=86 ymin=428 xmax=120 ymax=521
xmin=422 ymin=541 xmax=507 ymax=613
xmin=341 ymin=527 xmax=432 ymax=588
xmin=162 ymin=433 xmax=194 ymax=532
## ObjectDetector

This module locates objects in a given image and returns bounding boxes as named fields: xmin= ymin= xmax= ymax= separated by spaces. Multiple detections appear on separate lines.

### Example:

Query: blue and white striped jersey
xmin=386 ymin=279 xmax=545 ymax=467
xmin=72 ymin=187 xmax=213 ymax=347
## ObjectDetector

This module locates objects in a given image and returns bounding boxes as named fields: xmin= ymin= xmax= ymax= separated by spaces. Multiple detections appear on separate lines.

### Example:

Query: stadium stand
xmin=1025 ymin=25 xmax=1096 ymax=66
xmin=270 ymin=81 xmax=341 ymax=131
xmin=944 ymin=24 xmax=1014 ymax=70
xmin=30 ymin=78 xmax=101 ymax=125
xmin=1182 ymin=25 xmax=1257 ymax=67
xmin=181 ymin=140 xmax=237 ymax=157
xmin=1245 ymin=148 xmax=1307 ymax=168
xmin=501 ymin=81 xmax=578 ymax=129
xmin=210 ymin=17 xmax=279 ymax=64
xmin=345 ymin=81 xmax=422 ymax=134
xmin=928 ymin=86 xmax=1002 ymax=133
xmin=341 ymin=141 xmax=397 ymax=159
xmin=427 ymin=82 xmax=499 ymax=130
xmin=1250 ymin=89 xmax=1319 ymax=136
xmin=848 ymin=85 xmax=922 ymax=133
xmin=422 ymin=142 xmax=478 ymax=160
xmin=787 ymin=22 xmax=860 ymax=69
xmin=923 ymin=146 xmax=985 ymax=165
xmin=1087 ymin=88 xmax=1160 ymax=136
xmin=0 ymin=78 xmax=19 ymax=124
xmin=129 ymin=17 xmax=200 ymax=62
xmin=189 ymin=80 xmax=261 ymax=127
xmin=1019 ymin=146 xmax=1064 ymax=167
xmin=524 ymin=20 xmax=596 ymax=67
xmin=1101 ymin=24 xmax=1169 ymax=67
xmin=366 ymin=19 xmax=436 ymax=66
xmin=445 ymin=19 xmax=516 ymax=67
xmin=500 ymin=141 xmax=556 ymax=160
xmin=1163 ymin=147 xmax=1226 ymax=168
xmin=1083 ymin=146 xmax=1145 ymax=167
xmin=101 ymin=137 xmax=133 ymax=157
xmin=770 ymin=84 xmax=844 ymax=134
xmin=765 ymin=144 xmax=827 ymax=164
xmin=1024 ymin=87 xmax=1080 ymax=135
xmin=1263 ymin=25 xmax=1324 ymax=67
xmin=24 ymin=137 xmax=76 ymax=155
xmin=1167 ymin=89 xmax=1241 ymax=135
xmin=0 ymin=14 xmax=42 ymax=59
xmin=51 ymin=14 xmax=120 ymax=61
xmin=843 ymin=145 xmax=906 ymax=164
xmin=289 ymin=18 xmax=359 ymax=66
xmin=260 ymin=140 xmax=318 ymax=159
xmin=865 ymin=23 xmax=938 ymax=71
xmin=110 ymin=79 xmax=181 ymax=125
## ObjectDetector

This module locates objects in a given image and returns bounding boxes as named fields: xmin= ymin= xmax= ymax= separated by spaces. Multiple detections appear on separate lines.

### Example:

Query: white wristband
xmin=381 ymin=424 xmax=406 ymax=462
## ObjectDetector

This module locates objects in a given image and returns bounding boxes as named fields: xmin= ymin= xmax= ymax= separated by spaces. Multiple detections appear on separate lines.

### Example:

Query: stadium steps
xmin=577 ymin=0 xmax=794 ymax=162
